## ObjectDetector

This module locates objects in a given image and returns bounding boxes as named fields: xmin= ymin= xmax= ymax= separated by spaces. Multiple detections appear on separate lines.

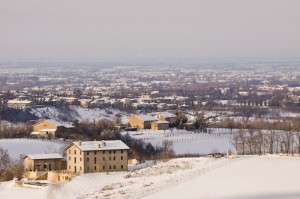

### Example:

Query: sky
xmin=0 ymin=0 xmax=300 ymax=61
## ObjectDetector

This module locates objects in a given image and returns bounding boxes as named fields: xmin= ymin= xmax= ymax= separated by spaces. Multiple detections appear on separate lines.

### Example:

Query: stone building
xmin=65 ymin=140 xmax=130 ymax=174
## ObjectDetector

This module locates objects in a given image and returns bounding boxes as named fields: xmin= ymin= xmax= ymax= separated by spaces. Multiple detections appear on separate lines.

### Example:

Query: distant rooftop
xmin=154 ymin=112 xmax=177 ymax=118
xmin=24 ymin=153 xmax=63 ymax=160
xmin=71 ymin=140 xmax=130 ymax=151
xmin=135 ymin=114 xmax=158 ymax=121
xmin=153 ymin=120 xmax=169 ymax=124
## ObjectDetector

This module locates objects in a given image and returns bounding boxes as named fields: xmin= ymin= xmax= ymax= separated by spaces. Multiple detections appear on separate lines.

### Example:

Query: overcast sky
xmin=0 ymin=0 xmax=299 ymax=61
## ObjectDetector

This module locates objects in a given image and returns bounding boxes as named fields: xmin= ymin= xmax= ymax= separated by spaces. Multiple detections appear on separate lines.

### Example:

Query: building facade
xmin=65 ymin=140 xmax=130 ymax=174
xmin=23 ymin=153 xmax=66 ymax=172
xmin=129 ymin=115 xmax=158 ymax=129
xmin=32 ymin=119 xmax=74 ymax=138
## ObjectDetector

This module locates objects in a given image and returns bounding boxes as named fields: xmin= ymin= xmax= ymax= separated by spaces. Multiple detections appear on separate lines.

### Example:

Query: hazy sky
xmin=0 ymin=0 xmax=300 ymax=61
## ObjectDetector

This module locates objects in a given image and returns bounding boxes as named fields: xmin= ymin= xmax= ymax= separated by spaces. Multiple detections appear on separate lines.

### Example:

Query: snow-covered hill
xmin=31 ymin=106 xmax=129 ymax=123
xmin=144 ymin=156 xmax=300 ymax=199
xmin=1 ymin=156 xmax=300 ymax=199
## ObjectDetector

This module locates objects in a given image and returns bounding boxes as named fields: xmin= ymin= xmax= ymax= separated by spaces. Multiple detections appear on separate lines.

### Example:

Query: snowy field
xmin=0 ymin=139 xmax=67 ymax=159
xmin=0 ymin=157 xmax=231 ymax=199
xmin=1 ymin=156 xmax=300 ymax=199
xmin=123 ymin=128 xmax=234 ymax=155
xmin=144 ymin=156 xmax=300 ymax=199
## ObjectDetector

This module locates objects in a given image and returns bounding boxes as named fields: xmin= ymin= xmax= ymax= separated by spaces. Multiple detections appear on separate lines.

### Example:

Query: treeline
xmin=0 ymin=108 xmax=38 ymax=123
xmin=0 ymin=147 xmax=23 ymax=182
xmin=217 ymin=118 xmax=300 ymax=132
xmin=231 ymin=118 xmax=300 ymax=155
xmin=62 ymin=118 xmax=175 ymax=162
xmin=0 ymin=123 xmax=32 ymax=139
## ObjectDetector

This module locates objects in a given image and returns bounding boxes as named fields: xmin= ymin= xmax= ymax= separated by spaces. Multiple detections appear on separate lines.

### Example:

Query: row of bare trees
xmin=231 ymin=122 xmax=300 ymax=155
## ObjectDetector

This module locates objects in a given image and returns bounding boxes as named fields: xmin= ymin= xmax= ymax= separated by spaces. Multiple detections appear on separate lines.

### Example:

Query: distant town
xmin=1 ymin=61 xmax=300 ymax=198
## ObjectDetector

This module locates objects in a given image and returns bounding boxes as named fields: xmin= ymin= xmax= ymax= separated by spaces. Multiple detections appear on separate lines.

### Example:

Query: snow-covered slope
xmin=144 ymin=156 xmax=300 ymax=199
xmin=1 ymin=156 xmax=300 ymax=199
xmin=31 ymin=106 xmax=128 ymax=123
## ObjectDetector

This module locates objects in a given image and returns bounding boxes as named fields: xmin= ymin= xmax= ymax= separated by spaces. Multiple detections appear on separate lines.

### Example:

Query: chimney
xmin=79 ymin=141 xmax=81 ymax=145
xmin=98 ymin=143 xmax=101 ymax=148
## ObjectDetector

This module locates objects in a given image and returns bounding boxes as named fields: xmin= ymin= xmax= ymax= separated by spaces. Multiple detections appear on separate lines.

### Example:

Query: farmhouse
xmin=65 ymin=140 xmax=130 ymax=174
xmin=153 ymin=112 xmax=177 ymax=125
xmin=7 ymin=99 xmax=33 ymax=109
xmin=23 ymin=153 xmax=70 ymax=182
xmin=31 ymin=119 xmax=74 ymax=138
xmin=129 ymin=115 xmax=158 ymax=129
xmin=23 ymin=153 xmax=66 ymax=172
xmin=151 ymin=120 xmax=169 ymax=130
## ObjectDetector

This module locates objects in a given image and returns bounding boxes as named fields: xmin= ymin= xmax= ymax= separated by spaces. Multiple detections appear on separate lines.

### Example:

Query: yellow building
xmin=7 ymin=99 xmax=33 ymax=109
xmin=31 ymin=119 xmax=74 ymax=138
xmin=153 ymin=112 xmax=177 ymax=125
xmin=23 ymin=153 xmax=66 ymax=172
xmin=65 ymin=140 xmax=130 ymax=174
xmin=151 ymin=120 xmax=169 ymax=131
xmin=129 ymin=115 xmax=158 ymax=129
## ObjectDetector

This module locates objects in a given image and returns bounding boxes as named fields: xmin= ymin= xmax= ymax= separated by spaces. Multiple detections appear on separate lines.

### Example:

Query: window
xmin=74 ymin=150 xmax=76 ymax=155
xmin=94 ymin=166 xmax=96 ymax=171
xmin=103 ymin=157 xmax=105 ymax=161
xmin=80 ymin=158 xmax=82 ymax=162
xmin=121 ymin=156 xmax=123 ymax=160
xmin=94 ymin=151 xmax=96 ymax=155
xmin=113 ymin=156 xmax=116 ymax=160
xmin=113 ymin=165 xmax=116 ymax=169
xmin=80 ymin=167 xmax=82 ymax=171
xmin=74 ymin=157 xmax=76 ymax=163
xmin=121 ymin=165 xmax=123 ymax=169
xmin=69 ymin=149 xmax=71 ymax=154
xmin=69 ymin=157 xmax=71 ymax=160
xmin=80 ymin=151 xmax=82 ymax=155
xmin=94 ymin=157 xmax=96 ymax=164
xmin=87 ymin=166 xmax=89 ymax=171
xmin=103 ymin=151 xmax=105 ymax=154
xmin=113 ymin=150 xmax=116 ymax=154
xmin=44 ymin=164 xmax=47 ymax=169
xmin=87 ymin=152 xmax=89 ymax=155
xmin=87 ymin=157 xmax=89 ymax=162
xmin=109 ymin=166 xmax=111 ymax=170
xmin=121 ymin=150 xmax=123 ymax=154
xmin=103 ymin=166 xmax=105 ymax=170
xmin=109 ymin=150 xmax=111 ymax=154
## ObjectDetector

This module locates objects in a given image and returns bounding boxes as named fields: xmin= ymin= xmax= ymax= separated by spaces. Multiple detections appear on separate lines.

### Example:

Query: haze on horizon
xmin=0 ymin=0 xmax=300 ymax=61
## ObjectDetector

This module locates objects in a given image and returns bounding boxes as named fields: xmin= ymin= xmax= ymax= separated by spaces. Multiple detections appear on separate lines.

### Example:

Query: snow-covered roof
xmin=30 ymin=132 xmax=40 ymax=135
xmin=47 ymin=119 xmax=64 ymax=126
xmin=135 ymin=115 xmax=158 ymax=121
xmin=64 ymin=124 xmax=75 ymax=128
xmin=7 ymin=99 xmax=32 ymax=104
xmin=153 ymin=120 xmax=169 ymax=124
xmin=70 ymin=140 xmax=130 ymax=152
xmin=37 ymin=119 xmax=74 ymax=128
xmin=155 ymin=112 xmax=177 ymax=118
xmin=24 ymin=153 xmax=63 ymax=160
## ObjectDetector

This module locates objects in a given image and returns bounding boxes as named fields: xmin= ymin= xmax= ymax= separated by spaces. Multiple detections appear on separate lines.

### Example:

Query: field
xmin=123 ymin=128 xmax=234 ymax=155
xmin=0 ymin=139 xmax=67 ymax=159
xmin=2 ymin=156 xmax=300 ymax=199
